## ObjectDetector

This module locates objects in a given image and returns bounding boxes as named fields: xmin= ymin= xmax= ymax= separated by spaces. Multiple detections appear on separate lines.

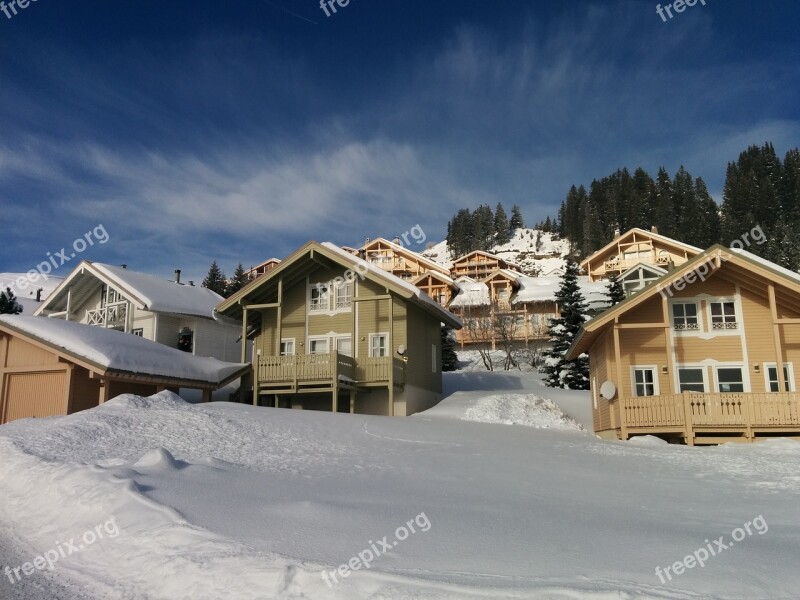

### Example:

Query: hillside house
xmin=450 ymin=250 xmax=522 ymax=280
xmin=34 ymin=261 xmax=245 ymax=362
xmin=568 ymin=245 xmax=800 ymax=445
xmin=359 ymin=237 xmax=450 ymax=282
xmin=216 ymin=241 xmax=462 ymax=417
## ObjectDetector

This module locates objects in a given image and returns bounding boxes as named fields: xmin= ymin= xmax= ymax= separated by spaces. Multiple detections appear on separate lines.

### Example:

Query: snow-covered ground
xmin=1 ymin=360 xmax=799 ymax=599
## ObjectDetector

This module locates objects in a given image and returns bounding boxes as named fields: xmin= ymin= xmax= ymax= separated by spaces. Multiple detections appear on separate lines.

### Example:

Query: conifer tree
xmin=441 ymin=326 xmax=459 ymax=372
xmin=542 ymin=260 xmax=589 ymax=389
xmin=225 ymin=263 xmax=251 ymax=298
xmin=494 ymin=203 xmax=511 ymax=245
xmin=0 ymin=287 xmax=23 ymax=314
xmin=606 ymin=273 xmax=625 ymax=305
xmin=510 ymin=205 xmax=525 ymax=230
xmin=202 ymin=261 xmax=228 ymax=296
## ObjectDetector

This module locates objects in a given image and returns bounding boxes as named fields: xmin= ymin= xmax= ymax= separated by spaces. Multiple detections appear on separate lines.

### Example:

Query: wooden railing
xmin=622 ymin=392 xmax=800 ymax=429
xmin=86 ymin=301 xmax=128 ymax=328
xmin=258 ymin=352 xmax=402 ymax=385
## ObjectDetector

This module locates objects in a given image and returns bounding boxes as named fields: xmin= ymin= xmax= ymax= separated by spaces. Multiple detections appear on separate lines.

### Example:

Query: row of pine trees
xmin=555 ymin=142 xmax=800 ymax=271
xmin=445 ymin=203 xmax=525 ymax=258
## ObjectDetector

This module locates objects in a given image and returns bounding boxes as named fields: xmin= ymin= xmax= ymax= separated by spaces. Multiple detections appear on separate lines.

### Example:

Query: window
xmin=280 ymin=338 xmax=295 ymax=356
xmin=369 ymin=333 xmax=388 ymax=357
xmin=308 ymin=337 xmax=329 ymax=354
xmin=672 ymin=303 xmax=699 ymax=330
xmin=335 ymin=336 xmax=352 ymax=357
xmin=309 ymin=285 xmax=329 ymax=312
xmin=766 ymin=363 xmax=794 ymax=392
xmin=132 ymin=328 xmax=144 ymax=337
xmin=678 ymin=367 xmax=706 ymax=393
xmin=716 ymin=367 xmax=745 ymax=393
xmin=334 ymin=283 xmax=352 ymax=309
xmin=709 ymin=301 xmax=737 ymax=329
xmin=632 ymin=367 xmax=658 ymax=397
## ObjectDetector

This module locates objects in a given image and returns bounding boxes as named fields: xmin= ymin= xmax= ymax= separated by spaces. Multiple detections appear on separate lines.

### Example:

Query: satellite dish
xmin=397 ymin=345 xmax=406 ymax=356
xmin=599 ymin=380 xmax=617 ymax=400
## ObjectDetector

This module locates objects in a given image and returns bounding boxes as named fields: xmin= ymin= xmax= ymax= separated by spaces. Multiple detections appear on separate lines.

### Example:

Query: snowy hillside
xmin=423 ymin=229 xmax=570 ymax=276
xmin=2 ymin=367 xmax=799 ymax=599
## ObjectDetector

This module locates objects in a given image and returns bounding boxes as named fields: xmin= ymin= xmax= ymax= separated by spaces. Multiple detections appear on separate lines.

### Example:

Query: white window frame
xmin=334 ymin=335 xmax=352 ymax=357
xmin=309 ymin=284 xmax=330 ymax=313
xmin=334 ymin=282 xmax=353 ymax=310
xmin=307 ymin=336 xmax=329 ymax=355
xmin=280 ymin=338 xmax=295 ymax=356
xmin=714 ymin=365 xmax=747 ymax=393
xmin=708 ymin=299 xmax=738 ymax=331
xmin=132 ymin=328 xmax=144 ymax=337
xmin=764 ymin=362 xmax=795 ymax=392
xmin=631 ymin=366 xmax=659 ymax=397
xmin=676 ymin=365 xmax=708 ymax=393
xmin=671 ymin=301 xmax=701 ymax=332
xmin=369 ymin=333 xmax=389 ymax=358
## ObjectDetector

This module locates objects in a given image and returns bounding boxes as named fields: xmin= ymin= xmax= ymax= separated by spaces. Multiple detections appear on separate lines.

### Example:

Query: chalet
xmin=567 ymin=245 xmax=800 ymax=445
xmin=581 ymin=227 xmax=701 ymax=284
xmin=449 ymin=271 xmax=608 ymax=347
xmin=246 ymin=258 xmax=282 ymax=279
xmin=34 ymin=261 xmax=244 ymax=362
xmin=411 ymin=270 xmax=458 ymax=308
xmin=450 ymin=250 xmax=522 ymax=280
xmin=359 ymin=237 xmax=450 ymax=281
xmin=216 ymin=241 xmax=462 ymax=417
xmin=0 ymin=316 xmax=248 ymax=424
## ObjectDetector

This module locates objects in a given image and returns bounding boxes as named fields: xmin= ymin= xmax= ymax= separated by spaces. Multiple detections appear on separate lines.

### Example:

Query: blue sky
xmin=1 ymin=0 xmax=799 ymax=283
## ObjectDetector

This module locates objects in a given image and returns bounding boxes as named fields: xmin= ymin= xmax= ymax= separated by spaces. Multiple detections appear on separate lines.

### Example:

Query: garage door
xmin=2 ymin=371 xmax=67 ymax=424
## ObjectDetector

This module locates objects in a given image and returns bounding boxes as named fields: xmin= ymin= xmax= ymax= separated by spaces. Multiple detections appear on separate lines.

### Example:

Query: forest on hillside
xmin=445 ymin=143 xmax=800 ymax=271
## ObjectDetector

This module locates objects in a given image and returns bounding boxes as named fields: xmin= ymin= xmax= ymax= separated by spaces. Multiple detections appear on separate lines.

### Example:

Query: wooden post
xmin=350 ymin=389 xmax=356 ymax=414
xmin=252 ymin=362 xmax=258 ymax=406
xmin=202 ymin=388 xmax=212 ymax=403
xmin=276 ymin=278 xmax=283 ymax=355
xmin=388 ymin=296 xmax=395 ymax=417
xmin=331 ymin=350 xmax=338 ymax=413
xmin=613 ymin=319 xmax=626 ymax=440
xmin=768 ymin=284 xmax=787 ymax=392
xmin=683 ymin=394 xmax=695 ymax=446
xmin=662 ymin=294 xmax=676 ymax=393
xmin=65 ymin=288 xmax=72 ymax=321
xmin=241 ymin=308 xmax=249 ymax=364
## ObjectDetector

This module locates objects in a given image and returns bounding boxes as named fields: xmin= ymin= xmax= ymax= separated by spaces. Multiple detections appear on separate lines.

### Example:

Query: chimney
xmin=189 ymin=281 xmax=195 ymax=286
xmin=613 ymin=225 xmax=621 ymax=239
xmin=393 ymin=235 xmax=401 ymax=245
xmin=651 ymin=225 xmax=658 ymax=234
xmin=174 ymin=269 xmax=181 ymax=284
xmin=121 ymin=264 xmax=127 ymax=269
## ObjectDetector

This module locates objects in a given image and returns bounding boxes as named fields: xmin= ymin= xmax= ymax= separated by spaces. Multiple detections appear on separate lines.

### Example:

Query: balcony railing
xmin=86 ymin=301 xmax=128 ymax=328
xmin=622 ymin=392 xmax=800 ymax=430
xmin=257 ymin=352 xmax=405 ymax=387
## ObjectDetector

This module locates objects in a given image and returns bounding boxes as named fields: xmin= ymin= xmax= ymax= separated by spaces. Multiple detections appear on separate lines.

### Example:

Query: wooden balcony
xmin=86 ymin=301 xmax=128 ymax=329
xmin=620 ymin=392 xmax=800 ymax=444
xmin=256 ymin=352 xmax=405 ymax=393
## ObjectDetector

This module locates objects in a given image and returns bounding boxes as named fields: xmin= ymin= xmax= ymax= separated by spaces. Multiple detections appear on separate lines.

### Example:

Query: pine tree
xmin=605 ymin=273 xmax=625 ymax=305
xmin=493 ymin=203 xmax=511 ymax=245
xmin=225 ymin=263 xmax=251 ymax=298
xmin=542 ymin=260 xmax=589 ymax=389
xmin=202 ymin=261 xmax=227 ymax=296
xmin=441 ymin=326 xmax=459 ymax=372
xmin=510 ymin=205 xmax=525 ymax=230
xmin=0 ymin=287 xmax=23 ymax=314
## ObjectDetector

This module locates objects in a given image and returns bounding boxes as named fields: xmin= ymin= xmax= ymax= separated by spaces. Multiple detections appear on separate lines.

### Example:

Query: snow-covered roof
xmin=360 ymin=238 xmax=450 ymax=274
xmin=0 ymin=273 xmax=65 ymax=315
xmin=513 ymin=275 xmax=608 ymax=305
xmin=449 ymin=280 xmax=490 ymax=308
xmin=0 ymin=316 xmax=247 ymax=386
xmin=731 ymin=248 xmax=800 ymax=284
xmin=35 ymin=261 xmax=225 ymax=319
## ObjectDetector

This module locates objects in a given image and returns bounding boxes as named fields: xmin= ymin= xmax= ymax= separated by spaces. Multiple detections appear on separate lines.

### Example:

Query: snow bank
xmin=461 ymin=393 xmax=585 ymax=431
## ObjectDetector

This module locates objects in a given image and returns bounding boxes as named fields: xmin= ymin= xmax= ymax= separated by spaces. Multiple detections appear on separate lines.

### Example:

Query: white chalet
xmin=34 ymin=261 xmax=245 ymax=363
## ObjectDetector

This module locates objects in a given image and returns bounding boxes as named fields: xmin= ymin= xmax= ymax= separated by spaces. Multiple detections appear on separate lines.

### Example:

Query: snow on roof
xmin=93 ymin=263 xmax=224 ymax=318
xmin=731 ymin=247 xmax=800 ymax=285
xmin=0 ymin=316 xmax=247 ymax=385
xmin=360 ymin=238 xmax=449 ymax=274
xmin=449 ymin=281 xmax=490 ymax=308
xmin=320 ymin=243 xmax=462 ymax=327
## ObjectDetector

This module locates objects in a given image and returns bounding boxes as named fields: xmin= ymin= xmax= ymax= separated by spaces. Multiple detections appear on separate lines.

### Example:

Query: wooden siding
xmin=583 ymin=230 xmax=697 ymax=281
xmin=3 ymin=371 xmax=67 ymax=423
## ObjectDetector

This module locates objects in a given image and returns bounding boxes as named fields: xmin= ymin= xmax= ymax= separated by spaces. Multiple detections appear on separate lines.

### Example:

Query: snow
xmin=0 ymin=315 xmax=246 ymax=385
xmin=0 ymin=273 xmax=65 ymax=315
xmin=92 ymin=263 xmax=225 ymax=318
xmin=2 ymin=360 xmax=800 ymax=598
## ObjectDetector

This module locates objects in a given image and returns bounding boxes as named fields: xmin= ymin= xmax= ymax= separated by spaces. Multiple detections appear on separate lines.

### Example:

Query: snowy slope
xmin=423 ymin=229 xmax=571 ymax=276
xmin=2 ymin=370 xmax=799 ymax=599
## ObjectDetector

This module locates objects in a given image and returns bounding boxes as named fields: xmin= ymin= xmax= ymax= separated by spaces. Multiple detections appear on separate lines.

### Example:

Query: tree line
xmin=445 ymin=203 xmax=525 ymax=258
xmin=554 ymin=142 xmax=800 ymax=270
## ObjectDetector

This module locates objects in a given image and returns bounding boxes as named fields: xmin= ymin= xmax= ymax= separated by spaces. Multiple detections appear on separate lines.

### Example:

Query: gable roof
xmin=579 ymin=228 xmax=703 ymax=270
xmin=360 ymin=237 xmax=450 ymax=275
xmin=617 ymin=262 xmax=668 ymax=280
xmin=482 ymin=268 xmax=522 ymax=285
xmin=452 ymin=249 xmax=521 ymax=269
xmin=217 ymin=241 xmax=462 ymax=329
xmin=34 ymin=261 xmax=225 ymax=319
xmin=567 ymin=245 xmax=800 ymax=359
xmin=0 ymin=316 xmax=248 ymax=388
xmin=410 ymin=270 xmax=456 ymax=287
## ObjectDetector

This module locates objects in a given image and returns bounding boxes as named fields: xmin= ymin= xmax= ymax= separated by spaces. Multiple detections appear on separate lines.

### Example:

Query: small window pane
xmin=717 ymin=367 xmax=744 ymax=393
xmin=678 ymin=368 xmax=705 ymax=392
